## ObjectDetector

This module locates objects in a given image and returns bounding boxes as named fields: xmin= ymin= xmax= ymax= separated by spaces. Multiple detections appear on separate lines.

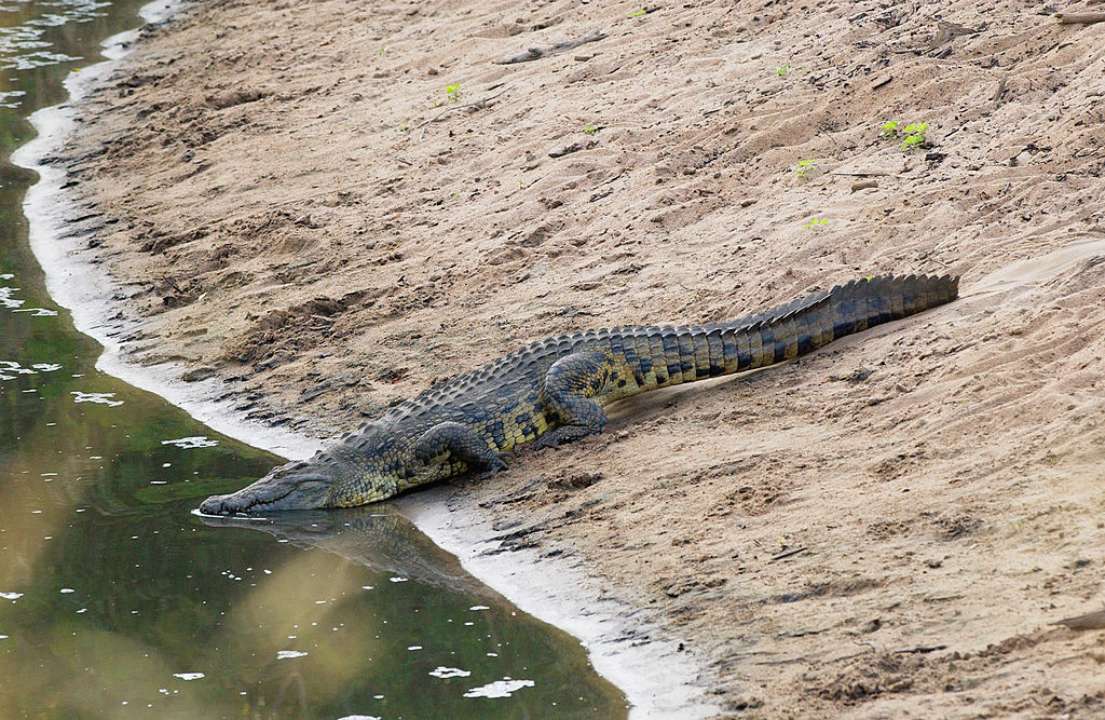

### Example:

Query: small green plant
xmin=901 ymin=133 xmax=926 ymax=150
xmin=879 ymin=119 xmax=929 ymax=151
xmin=628 ymin=7 xmax=648 ymax=17
xmin=776 ymin=64 xmax=791 ymax=77
xmin=582 ymin=123 xmax=599 ymax=136
xmin=804 ymin=217 xmax=829 ymax=230
xmin=795 ymin=158 xmax=818 ymax=180
xmin=900 ymin=121 xmax=928 ymax=150
xmin=445 ymin=83 xmax=462 ymax=102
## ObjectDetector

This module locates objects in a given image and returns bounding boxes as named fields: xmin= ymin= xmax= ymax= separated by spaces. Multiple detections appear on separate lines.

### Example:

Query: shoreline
xmin=11 ymin=3 xmax=716 ymax=717
xmin=26 ymin=0 xmax=1105 ymax=716
xmin=12 ymin=0 xmax=320 ymax=463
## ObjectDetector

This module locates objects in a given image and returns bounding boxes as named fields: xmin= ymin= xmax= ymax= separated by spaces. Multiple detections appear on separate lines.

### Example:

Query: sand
xmin=54 ymin=0 xmax=1105 ymax=716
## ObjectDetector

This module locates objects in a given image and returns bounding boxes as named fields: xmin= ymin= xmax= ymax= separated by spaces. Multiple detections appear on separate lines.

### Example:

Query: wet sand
xmin=47 ymin=0 xmax=1105 ymax=716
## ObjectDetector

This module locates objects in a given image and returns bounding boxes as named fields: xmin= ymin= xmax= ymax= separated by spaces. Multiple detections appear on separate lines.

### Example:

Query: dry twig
xmin=495 ymin=30 xmax=607 ymax=65
xmin=1056 ymin=12 xmax=1105 ymax=25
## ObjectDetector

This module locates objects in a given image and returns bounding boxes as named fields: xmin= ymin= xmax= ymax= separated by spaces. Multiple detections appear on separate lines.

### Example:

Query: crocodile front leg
xmin=534 ymin=351 xmax=610 ymax=448
xmin=414 ymin=421 xmax=507 ymax=472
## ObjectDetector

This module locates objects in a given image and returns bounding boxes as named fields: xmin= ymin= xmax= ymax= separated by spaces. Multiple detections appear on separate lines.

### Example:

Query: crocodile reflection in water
xmin=200 ymin=507 xmax=503 ymax=601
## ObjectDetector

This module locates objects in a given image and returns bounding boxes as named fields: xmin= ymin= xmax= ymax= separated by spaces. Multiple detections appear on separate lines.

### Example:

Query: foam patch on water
xmin=0 ymin=592 xmax=23 ymax=600
xmin=161 ymin=436 xmax=218 ymax=449
xmin=276 ymin=650 xmax=308 ymax=660
xmin=71 ymin=391 xmax=123 ymax=407
xmin=12 ymin=307 xmax=57 ymax=316
xmin=429 ymin=666 xmax=471 ymax=679
xmin=172 ymin=673 xmax=204 ymax=681
xmin=0 ymin=286 xmax=24 ymax=308
xmin=0 ymin=361 xmax=37 ymax=378
xmin=463 ymin=678 xmax=535 ymax=699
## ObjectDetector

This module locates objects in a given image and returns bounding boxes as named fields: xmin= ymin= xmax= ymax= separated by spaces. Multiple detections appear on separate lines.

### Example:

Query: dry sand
xmin=55 ymin=0 xmax=1105 ymax=716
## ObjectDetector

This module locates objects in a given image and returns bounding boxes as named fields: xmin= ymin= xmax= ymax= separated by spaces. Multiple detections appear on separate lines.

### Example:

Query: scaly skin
xmin=200 ymin=274 xmax=959 ymax=515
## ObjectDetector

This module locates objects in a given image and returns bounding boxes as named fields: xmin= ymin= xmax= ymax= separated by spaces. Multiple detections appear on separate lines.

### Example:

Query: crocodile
xmin=200 ymin=273 xmax=959 ymax=515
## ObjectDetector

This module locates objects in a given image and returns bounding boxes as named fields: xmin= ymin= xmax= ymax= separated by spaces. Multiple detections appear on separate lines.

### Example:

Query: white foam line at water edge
xmin=8 ymin=3 xmax=719 ymax=717
xmin=10 ymin=0 xmax=320 ymax=462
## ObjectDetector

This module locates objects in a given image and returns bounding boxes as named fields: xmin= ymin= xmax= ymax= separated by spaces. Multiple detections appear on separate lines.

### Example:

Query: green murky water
xmin=0 ymin=3 xmax=625 ymax=718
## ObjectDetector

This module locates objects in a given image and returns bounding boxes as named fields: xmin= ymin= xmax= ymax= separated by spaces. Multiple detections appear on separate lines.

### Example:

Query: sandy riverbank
xmin=49 ymin=0 xmax=1105 ymax=715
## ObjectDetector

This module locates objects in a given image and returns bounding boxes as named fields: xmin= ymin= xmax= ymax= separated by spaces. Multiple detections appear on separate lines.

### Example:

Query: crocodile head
xmin=199 ymin=459 xmax=339 ymax=515
xmin=199 ymin=426 xmax=426 ymax=515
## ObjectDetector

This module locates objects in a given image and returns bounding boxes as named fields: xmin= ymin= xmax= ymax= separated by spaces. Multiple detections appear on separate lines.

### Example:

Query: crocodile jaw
xmin=199 ymin=463 xmax=333 ymax=515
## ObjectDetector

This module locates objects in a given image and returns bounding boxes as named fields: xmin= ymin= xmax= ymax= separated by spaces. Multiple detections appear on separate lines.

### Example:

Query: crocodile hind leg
xmin=414 ymin=421 xmax=507 ymax=471
xmin=534 ymin=351 xmax=610 ymax=448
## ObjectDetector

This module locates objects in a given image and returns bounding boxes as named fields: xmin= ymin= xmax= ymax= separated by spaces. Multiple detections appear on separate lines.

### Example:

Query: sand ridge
xmin=58 ymin=0 xmax=1105 ymax=716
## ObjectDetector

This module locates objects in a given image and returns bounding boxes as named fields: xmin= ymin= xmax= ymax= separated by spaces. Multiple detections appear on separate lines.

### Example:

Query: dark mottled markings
xmin=796 ymin=310 xmax=816 ymax=355
xmin=735 ymin=330 xmax=752 ymax=370
xmin=759 ymin=325 xmax=776 ymax=364
xmin=834 ymin=294 xmax=856 ymax=337
xmin=747 ymin=328 xmax=763 ymax=367
xmin=771 ymin=319 xmax=788 ymax=362
xmin=901 ymin=277 xmax=919 ymax=315
xmin=692 ymin=332 xmax=710 ymax=379
xmin=888 ymin=289 xmax=905 ymax=321
xmin=648 ymin=331 xmax=668 ymax=385
xmin=489 ymin=419 xmax=506 ymax=447
xmin=662 ymin=332 xmax=682 ymax=383
xmin=868 ymin=284 xmax=891 ymax=325
xmin=718 ymin=329 xmax=737 ymax=374
xmin=854 ymin=294 xmax=871 ymax=332
xmin=631 ymin=332 xmax=650 ymax=384
xmin=706 ymin=329 xmax=725 ymax=377
xmin=609 ymin=333 xmax=626 ymax=363
xmin=676 ymin=328 xmax=696 ymax=379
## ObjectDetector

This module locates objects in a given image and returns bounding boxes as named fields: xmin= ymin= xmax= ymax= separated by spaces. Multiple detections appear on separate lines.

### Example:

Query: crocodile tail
xmin=625 ymin=274 xmax=959 ymax=391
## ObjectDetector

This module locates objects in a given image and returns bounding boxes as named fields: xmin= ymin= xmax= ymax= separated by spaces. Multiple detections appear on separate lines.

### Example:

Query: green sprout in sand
xmin=583 ymin=123 xmax=599 ymax=135
xmin=628 ymin=8 xmax=648 ymax=17
xmin=879 ymin=119 xmax=929 ymax=151
xmin=804 ymin=217 xmax=829 ymax=230
xmin=900 ymin=121 xmax=928 ymax=151
xmin=795 ymin=158 xmax=818 ymax=180
xmin=776 ymin=64 xmax=791 ymax=77
xmin=445 ymin=83 xmax=462 ymax=102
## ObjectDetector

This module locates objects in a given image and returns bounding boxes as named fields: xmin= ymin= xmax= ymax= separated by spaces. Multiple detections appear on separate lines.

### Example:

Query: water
xmin=0 ymin=2 xmax=626 ymax=718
